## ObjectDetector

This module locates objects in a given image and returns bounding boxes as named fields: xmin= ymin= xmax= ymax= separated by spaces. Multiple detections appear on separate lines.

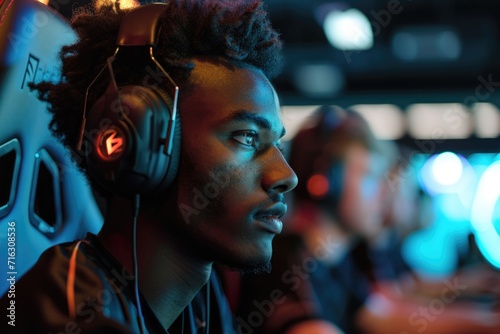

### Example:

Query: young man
xmin=0 ymin=1 xmax=297 ymax=333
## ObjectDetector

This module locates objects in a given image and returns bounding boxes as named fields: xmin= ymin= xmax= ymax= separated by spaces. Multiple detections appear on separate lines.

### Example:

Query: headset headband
xmin=116 ymin=3 xmax=168 ymax=47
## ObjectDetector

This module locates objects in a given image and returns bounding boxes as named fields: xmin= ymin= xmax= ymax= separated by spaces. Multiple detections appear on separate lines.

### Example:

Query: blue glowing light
xmin=470 ymin=161 xmax=500 ymax=268
xmin=432 ymin=152 xmax=463 ymax=186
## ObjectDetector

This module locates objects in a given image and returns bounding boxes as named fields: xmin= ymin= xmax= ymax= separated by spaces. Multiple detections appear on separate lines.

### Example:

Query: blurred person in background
xmin=231 ymin=105 xmax=500 ymax=334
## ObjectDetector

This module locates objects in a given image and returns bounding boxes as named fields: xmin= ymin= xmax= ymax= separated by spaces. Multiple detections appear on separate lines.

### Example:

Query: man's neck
xmin=139 ymin=221 xmax=212 ymax=329
xmin=97 ymin=197 xmax=212 ymax=330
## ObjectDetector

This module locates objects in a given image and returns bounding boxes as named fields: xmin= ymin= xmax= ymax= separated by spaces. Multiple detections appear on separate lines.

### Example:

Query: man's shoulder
xmin=24 ymin=236 xmax=119 ymax=289
xmin=0 ymin=236 xmax=137 ymax=333
xmin=16 ymin=239 xmax=85 ymax=293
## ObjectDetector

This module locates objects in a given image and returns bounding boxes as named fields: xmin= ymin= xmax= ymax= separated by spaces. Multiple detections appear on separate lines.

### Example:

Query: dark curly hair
xmin=35 ymin=0 xmax=283 ymax=166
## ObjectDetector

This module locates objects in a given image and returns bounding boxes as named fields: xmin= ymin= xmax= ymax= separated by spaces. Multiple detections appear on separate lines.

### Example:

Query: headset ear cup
xmin=85 ymin=84 xmax=180 ymax=197
xmin=85 ymin=86 xmax=130 ymax=194
xmin=306 ymin=162 xmax=344 ymax=209
xmin=135 ymin=84 xmax=181 ymax=196
xmin=157 ymin=113 xmax=181 ymax=193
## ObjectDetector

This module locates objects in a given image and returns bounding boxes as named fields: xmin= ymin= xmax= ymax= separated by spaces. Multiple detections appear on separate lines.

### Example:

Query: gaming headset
xmin=71 ymin=5 xmax=185 ymax=333
xmin=305 ymin=105 xmax=347 ymax=207
xmin=290 ymin=105 xmax=348 ymax=208
xmin=77 ymin=2 xmax=181 ymax=199
xmin=295 ymin=105 xmax=377 ymax=211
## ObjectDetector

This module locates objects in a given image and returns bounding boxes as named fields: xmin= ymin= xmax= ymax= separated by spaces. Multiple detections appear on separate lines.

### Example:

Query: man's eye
xmin=233 ymin=131 xmax=258 ymax=147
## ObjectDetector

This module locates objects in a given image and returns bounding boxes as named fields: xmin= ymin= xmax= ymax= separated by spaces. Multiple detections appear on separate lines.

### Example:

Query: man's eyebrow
xmin=222 ymin=110 xmax=286 ymax=137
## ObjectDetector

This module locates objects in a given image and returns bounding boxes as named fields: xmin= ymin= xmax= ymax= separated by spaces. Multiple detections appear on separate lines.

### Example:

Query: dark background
xmin=49 ymin=0 xmax=500 ymax=153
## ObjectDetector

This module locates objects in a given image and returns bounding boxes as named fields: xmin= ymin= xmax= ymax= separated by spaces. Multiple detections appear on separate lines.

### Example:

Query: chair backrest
xmin=0 ymin=0 xmax=103 ymax=295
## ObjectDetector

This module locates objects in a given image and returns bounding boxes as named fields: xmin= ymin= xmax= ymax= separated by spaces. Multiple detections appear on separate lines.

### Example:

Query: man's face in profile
xmin=169 ymin=58 xmax=298 ymax=272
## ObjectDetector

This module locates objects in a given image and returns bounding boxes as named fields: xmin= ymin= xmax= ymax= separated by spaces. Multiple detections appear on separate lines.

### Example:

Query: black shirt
xmin=0 ymin=233 xmax=236 ymax=334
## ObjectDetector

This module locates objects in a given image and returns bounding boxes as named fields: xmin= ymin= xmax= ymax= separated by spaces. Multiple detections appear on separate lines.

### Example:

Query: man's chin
xmin=219 ymin=260 xmax=272 ymax=275
xmin=238 ymin=261 xmax=272 ymax=275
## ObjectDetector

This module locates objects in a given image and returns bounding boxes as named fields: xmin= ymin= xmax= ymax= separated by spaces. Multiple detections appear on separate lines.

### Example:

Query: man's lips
xmin=254 ymin=203 xmax=287 ymax=234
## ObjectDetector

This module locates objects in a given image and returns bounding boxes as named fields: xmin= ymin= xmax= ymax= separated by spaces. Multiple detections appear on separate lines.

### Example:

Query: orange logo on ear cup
xmin=96 ymin=128 xmax=125 ymax=161
xmin=106 ymin=131 xmax=123 ymax=156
